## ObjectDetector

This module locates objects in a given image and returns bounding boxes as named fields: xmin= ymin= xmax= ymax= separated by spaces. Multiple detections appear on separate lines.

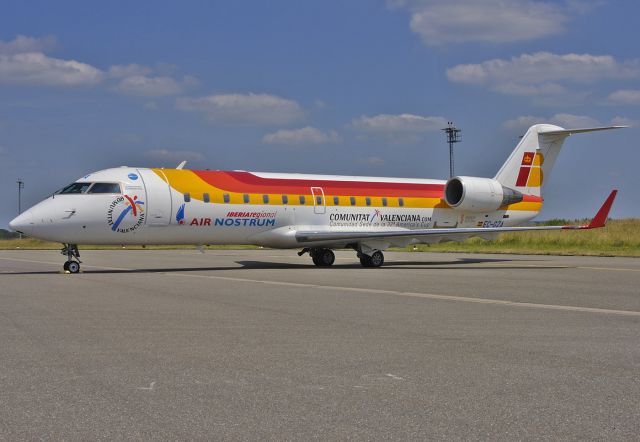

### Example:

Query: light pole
xmin=442 ymin=122 xmax=462 ymax=178
xmin=17 ymin=179 xmax=24 ymax=239
xmin=17 ymin=179 xmax=24 ymax=214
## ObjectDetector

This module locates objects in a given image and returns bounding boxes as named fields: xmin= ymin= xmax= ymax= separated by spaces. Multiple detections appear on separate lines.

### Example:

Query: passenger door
xmin=137 ymin=169 xmax=172 ymax=226
xmin=311 ymin=187 xmax=326 ymax=215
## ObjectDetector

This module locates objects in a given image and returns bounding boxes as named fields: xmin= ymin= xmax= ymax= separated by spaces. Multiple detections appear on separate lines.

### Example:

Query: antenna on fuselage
xmin=176 ymin=161 xmax=187 ymax=170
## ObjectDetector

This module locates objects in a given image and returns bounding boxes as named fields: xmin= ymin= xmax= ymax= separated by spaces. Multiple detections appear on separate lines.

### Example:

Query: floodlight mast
xmin=442 ymin=122 xmax=461 ymax=178
xmin=16 ymin=178 xmax=24 ymax=239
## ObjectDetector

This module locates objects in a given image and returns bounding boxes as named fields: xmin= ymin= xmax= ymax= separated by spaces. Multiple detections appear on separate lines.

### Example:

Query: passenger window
xmin=263 ymin=194 xmax=269 ymax=204
xmin=333 ymin=196 xmax=339 ymax=205
xmin=88 ymin=182 xmax=121 ymax=194
xmin=223 ymin=193 xmax=230 ymax=203
xmin=316 ymin=196 xmax=323 ymax=205
xmin=382 ymin=197 xmax=388 ymax=207
xmin=299 ymin=195 xmax=306 ymax=205
xmin=350 ymin=196 xmax=356 ymax=206
xmin=203 ymin=193 xmax=210 ymax=203
xmin=399 ymin=198 xmax=404 ymax=207
xmin=365 ymin=197 xmax=371 ymax=206
xmin=282 ymin=195 xmax=288 ymax=204
xmin=243 ymin=194 xmax=250 ymax=203
xmin=58 ymin=182 xmax=92 ymax=194
xmin=184 ymin=193 xmax=191 ymax=202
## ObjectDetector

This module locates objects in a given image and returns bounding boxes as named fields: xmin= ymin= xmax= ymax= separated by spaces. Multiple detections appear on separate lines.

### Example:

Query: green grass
xmin=396 ymin=219 xmax=640 ymax=257
xmin=1 ymin=219 xmax=638 ymax=257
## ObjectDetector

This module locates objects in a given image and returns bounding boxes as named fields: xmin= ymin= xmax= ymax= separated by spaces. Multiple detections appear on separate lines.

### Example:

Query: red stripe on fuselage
xmin=192 ymin=170 xmax=445 ymax=197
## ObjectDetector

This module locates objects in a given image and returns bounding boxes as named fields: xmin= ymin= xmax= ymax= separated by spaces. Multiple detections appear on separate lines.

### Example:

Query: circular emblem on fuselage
xmin=107 ymin=194 xmax=145 ymax=233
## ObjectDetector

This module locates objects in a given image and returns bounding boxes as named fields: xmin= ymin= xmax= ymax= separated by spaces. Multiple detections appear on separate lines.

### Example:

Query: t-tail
xmin=494 ymin=124 xmax=626 ymax=198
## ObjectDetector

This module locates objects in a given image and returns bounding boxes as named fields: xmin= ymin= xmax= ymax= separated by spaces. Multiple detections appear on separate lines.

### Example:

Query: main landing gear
xmin=358 ymin=250 xmax=384 ymax=268
xmin=61 ymin=244 xmax=81 ymax=273
xmin=298 ymin=247 xmax=385 ymax=268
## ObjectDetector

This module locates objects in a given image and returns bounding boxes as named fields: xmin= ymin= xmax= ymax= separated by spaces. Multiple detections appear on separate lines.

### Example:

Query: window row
xmin=183 ymin=193 xmax=405 ymax=207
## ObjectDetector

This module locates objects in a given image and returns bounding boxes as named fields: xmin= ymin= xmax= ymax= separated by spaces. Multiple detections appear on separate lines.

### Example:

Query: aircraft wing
xmin=296 ymin=190 xmax=617 ymax=243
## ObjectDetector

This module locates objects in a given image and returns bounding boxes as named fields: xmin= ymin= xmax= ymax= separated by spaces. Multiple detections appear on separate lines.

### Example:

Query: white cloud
xmin=176 ymin=93 xmax=303 ymax=125
xmin=390 ymin=0 xmax=566 ymax=46
xmin=115 ymin=75 xmax=196 ymax=97
xmin=107 ymin=63 xmax=152 ymax=78
xmin=0 ymin=52 xmax=103 ymax=86
xmin=610 ymin=116 xmax=638 ymax=127
xmin=502 ymin=115 xmax=545 ymax=130
xmin=144 ymin=149 xmax=204 ymax=163
xmin=0 ymin=35 xmax=57 ymax=55
xmin=448 ymin=52 xmax=639 ymax=103
xmin=608 ymin=89 xmax=640 ymax=105
xmin=551 ymin=113 xmax=600 ymax=128
xmin=503 ymin=113 xmax=616 ymax=131
xmin=262 ymin=126 xmax=339 ymax=146
xmin=447 ymin=52 xmax=639 ymax=96
xmin=351 ymin=113 xmax=447 ymax=133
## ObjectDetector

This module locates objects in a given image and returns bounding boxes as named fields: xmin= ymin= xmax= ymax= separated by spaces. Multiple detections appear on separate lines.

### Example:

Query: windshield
xmin=88 ymin=182 xmax=121 ymax=194
xmin=57 ymin=182 xmax=92 ymax=194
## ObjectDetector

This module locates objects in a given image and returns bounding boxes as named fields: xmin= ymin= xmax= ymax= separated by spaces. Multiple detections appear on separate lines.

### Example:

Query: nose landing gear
xmin=61 ymin=244 xmax=81 ymax=273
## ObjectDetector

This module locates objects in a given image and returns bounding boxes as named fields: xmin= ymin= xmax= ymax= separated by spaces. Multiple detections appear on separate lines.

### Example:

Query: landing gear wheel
xmin=370 ymin=251 xmax=384 ymax=267
xmin=66 ymin=261 xmax=80 ymax=273
xmin=359 ymin=255 xmax=373 ymax=267
xmin=61 ymin=244 xmax=82 ymax=274
xmin=359 ymin=251 xmax=384 ymax=268
xmin=312 ymin=248 xmax=335 ymax=267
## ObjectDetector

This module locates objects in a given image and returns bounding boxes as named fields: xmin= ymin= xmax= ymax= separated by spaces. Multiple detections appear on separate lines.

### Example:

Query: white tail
xmin=494 ymin=124 xmax=625 ymax=197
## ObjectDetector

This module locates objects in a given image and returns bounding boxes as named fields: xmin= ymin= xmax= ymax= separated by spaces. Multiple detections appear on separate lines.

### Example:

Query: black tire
xmin=370 ymin=251 xmax=384 ymax=267
xmin=63 ymin=261 xmax=70 ymax=271
xmin=67 ymin=261 xmax=80 ymax=273
xmin=312 ymin=255 xmax=322 ymax=266
xmin=319 ymin=249 xmax=335 ymax=266
xmin=359 ymin=255 xmax=372 ymax=267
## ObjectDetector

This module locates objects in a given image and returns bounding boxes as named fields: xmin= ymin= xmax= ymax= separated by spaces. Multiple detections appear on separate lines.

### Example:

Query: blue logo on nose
xmin=128 ymin=173 xmax=138 ymax=180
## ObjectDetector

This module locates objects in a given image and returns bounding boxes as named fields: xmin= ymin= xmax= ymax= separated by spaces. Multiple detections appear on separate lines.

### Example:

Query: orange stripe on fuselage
xmin=154 ymin=169 xmax=542 ymax=212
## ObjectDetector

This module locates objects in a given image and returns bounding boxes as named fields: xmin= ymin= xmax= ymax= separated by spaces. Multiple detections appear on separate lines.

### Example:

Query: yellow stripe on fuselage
xmin=154 ymin=169 xmax=541 ymax=212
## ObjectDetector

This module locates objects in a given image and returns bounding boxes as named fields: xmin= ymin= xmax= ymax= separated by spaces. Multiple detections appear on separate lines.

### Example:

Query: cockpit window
xmin=58 ymin=182 xmax=92 ymax=194
xmin=88 ymin=182 xmax=121 ymax=194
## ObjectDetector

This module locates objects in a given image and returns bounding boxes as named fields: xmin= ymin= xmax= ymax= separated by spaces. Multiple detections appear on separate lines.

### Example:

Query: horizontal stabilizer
xmin=539 ymin=126 xmax=627 ymax=137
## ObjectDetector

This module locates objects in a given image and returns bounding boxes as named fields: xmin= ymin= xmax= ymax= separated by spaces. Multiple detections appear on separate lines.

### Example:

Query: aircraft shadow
xmin=1 ymin=257 xmax=562 ymax=274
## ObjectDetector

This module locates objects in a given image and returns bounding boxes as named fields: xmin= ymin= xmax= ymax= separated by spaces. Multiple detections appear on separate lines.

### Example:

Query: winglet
xmin=562 ymin=190 xmax=617 ymax=229
xmin=176 ymin=160 xmax=187 ymax=170
xmin=585 ymin=190 xmax=617 ymax=228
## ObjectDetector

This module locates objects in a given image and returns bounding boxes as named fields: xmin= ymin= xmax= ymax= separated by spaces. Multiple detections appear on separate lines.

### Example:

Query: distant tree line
xmin=0 ymin=229 xmax=20 ymax=239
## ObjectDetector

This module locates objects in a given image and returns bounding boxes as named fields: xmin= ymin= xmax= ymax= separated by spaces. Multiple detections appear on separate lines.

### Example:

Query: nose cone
xmin=9 ymin=211 xmax=34 ymax=235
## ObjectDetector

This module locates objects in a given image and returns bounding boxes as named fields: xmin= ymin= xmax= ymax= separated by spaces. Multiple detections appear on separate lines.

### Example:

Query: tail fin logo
xmin=516 ymin=151 xmax=544 ymax=187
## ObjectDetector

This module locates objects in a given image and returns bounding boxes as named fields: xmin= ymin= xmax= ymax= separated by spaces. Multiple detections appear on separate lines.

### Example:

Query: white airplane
xmin=9 ymin=124 xmax=622 ymax=273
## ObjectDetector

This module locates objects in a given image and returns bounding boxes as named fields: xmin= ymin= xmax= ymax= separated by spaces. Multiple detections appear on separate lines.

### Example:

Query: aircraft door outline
xmin=310 ymin=187 xmax=326 ymax=214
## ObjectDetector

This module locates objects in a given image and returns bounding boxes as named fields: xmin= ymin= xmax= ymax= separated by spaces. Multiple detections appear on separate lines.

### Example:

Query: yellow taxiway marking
xmin=1 ymin=255 xmax=639 ymax=317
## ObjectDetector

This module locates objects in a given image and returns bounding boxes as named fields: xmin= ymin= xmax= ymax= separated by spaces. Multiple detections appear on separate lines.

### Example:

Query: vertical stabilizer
xmin=494 ymin=124 xmax=626 ymax=197
xmin=494 ymin=124 xmax=569 ymax=197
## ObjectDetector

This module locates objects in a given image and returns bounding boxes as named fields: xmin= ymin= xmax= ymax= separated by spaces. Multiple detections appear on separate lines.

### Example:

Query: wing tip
xmin=587 ymin=189 xmax=618 ymax=228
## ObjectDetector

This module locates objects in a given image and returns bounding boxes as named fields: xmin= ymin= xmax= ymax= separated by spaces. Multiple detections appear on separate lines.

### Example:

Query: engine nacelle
xmin=444 ymin=176 xmax=523 ymax=212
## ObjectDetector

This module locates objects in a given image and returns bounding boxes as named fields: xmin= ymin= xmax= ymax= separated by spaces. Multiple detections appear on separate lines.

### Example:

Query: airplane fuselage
xmin=11 ymin=167 xmax=541 ymax=248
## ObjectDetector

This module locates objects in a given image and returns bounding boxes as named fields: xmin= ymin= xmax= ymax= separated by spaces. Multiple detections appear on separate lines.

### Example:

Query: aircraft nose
xmin=9 ymin=210 xmax=34 ymax=235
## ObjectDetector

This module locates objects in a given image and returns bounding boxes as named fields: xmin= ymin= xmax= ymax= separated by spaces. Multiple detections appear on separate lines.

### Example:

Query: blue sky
xmin=1 ymin=0 xmax=639 ymax=228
